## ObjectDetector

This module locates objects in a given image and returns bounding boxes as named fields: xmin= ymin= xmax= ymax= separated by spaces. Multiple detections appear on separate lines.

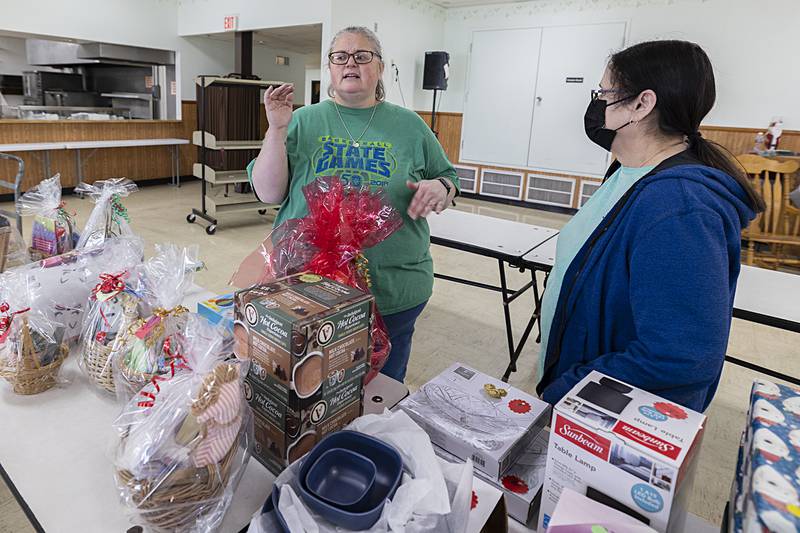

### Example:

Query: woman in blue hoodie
xmin=536 ymin=40 xmax=764 ymax=412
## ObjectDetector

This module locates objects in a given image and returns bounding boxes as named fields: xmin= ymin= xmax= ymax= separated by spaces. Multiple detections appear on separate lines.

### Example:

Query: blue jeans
xmin=379 ymin=301 xmax=427 ymax=383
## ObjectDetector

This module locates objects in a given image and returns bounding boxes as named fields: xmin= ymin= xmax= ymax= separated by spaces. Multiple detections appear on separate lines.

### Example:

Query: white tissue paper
xmin=248 ymin=409 xmax=474 ymax=533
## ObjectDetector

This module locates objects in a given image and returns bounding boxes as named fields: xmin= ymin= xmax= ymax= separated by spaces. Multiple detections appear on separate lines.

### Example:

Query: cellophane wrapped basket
xmin=113 ymin=244 xmax=200 ymax=402
xmin=230 ymin=176 xmax=403 ymax=383
xmin=113 ymin=314 xmax=252 ymax=532
xmin=79 ymin=271 xmax=144 ymax=394
xmin=0 ymin=272 xmax=68 ymax=395
xmin=17 ymin=174 xmax=79 ymax=260
xmin=74 ymin=178 xmax=137 ymax=250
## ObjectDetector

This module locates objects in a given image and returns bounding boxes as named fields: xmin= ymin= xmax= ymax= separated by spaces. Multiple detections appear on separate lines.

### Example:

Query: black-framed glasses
xmin=329 ymin=50 xmax=381 ymax=65
xmin=590 ymin=88 xmax=624 ymax=101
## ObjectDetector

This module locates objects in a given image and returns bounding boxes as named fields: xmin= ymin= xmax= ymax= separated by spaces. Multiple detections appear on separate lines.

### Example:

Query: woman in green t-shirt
xmin=248 ymin=26 xmax=459 ymax=383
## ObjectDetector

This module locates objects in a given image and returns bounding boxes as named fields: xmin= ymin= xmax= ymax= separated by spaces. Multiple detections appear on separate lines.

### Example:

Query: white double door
xmin=461 ymin=22 xmax=627 ymax=176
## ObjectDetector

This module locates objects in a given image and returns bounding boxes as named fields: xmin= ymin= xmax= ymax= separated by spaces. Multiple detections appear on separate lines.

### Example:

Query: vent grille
xmin=525 ymin=174 xmax=575 ymax=207
xmin=480 ymin=169 xmax=523 ymax=200
xmin=454 ymin=165 xmax=478 ymax=193
xmin=580 ymin=181 xmax=601 ymax=207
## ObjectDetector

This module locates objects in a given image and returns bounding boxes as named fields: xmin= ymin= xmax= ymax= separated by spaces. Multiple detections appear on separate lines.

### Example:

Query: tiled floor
xmin=1 ymin=180 xmax=797 ymax=530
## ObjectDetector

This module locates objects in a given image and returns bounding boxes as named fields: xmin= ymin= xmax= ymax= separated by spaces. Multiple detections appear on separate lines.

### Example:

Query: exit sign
xmin=223 ymin=15 xmax=238 ymax=31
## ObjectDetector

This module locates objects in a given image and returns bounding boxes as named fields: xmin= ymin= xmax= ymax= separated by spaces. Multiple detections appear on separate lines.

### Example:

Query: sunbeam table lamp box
xmin=538 ymin=371 xmax=705 ymax=533
xmin=398 ymin=362 xmax=550 ymax=479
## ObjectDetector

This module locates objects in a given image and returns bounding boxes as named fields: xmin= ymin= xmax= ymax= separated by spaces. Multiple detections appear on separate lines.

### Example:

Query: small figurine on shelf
xmin=766 ymin=117 xmax=784 ymax=152
xmin=753 ymin=131 xmax=767 ymax=153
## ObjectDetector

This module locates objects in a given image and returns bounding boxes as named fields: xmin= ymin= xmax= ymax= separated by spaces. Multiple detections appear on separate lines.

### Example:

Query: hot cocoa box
xmin=728 ymin=379 xmax=800 ymax=533
xmin=538 ymin=371 xmax=705 ymax=533
xmin=247 ymin=376 xmax=364 ymax=475
xmin=398 ymin=362 xmax=550 ymax=479
xmin=234 ymin=273 xmax=372 ymax=410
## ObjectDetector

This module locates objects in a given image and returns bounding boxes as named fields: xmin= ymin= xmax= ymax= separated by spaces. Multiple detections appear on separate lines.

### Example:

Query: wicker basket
xmin=81 ymin=293 xmax=141 ymax=394
xmin=114 ymin=316 xmax=167 ymax=398
xmin=0 ymin=317 xmax=69 ymax=395
xmin=116 ymin=363 xmax=244 ymax=532
xmin=28 ymin=247 xmax=49 ymax=263
xmin=116 ymin=430 xmax=240 ymax=531
xmin=115 ymin=308 xmax=188 ymax=399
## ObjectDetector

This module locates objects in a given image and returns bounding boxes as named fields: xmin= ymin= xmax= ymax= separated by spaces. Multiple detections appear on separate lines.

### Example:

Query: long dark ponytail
xmin=609 ymin=40 xmax=765 ymax=212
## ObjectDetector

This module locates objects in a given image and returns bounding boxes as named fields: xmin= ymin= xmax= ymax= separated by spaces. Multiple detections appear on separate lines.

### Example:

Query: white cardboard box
xmin=398 ymin=362 xmax=551 ymax=479
xmin=436 ymin=430 xmax=549 ymax=525
xmin=538 ymin=371 xmax=705 ymax=533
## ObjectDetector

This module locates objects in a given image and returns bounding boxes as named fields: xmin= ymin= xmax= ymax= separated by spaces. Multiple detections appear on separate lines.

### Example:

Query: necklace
xmin=639 ymin=141 xmax=685 ymax=167
xmin=333 ymin=101 xmax=378 ymax=148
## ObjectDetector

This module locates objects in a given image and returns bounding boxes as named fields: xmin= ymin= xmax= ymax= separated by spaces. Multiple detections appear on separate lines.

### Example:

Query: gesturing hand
xmin=264 ymin=83 xmax=294 ymax=130
xmin=406 ymin=179 xmax=449 ymax=220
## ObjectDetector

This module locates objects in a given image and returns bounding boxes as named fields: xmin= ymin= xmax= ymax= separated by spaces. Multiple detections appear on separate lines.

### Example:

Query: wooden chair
xmin=737 ymin=154 xmax=800 ymax=268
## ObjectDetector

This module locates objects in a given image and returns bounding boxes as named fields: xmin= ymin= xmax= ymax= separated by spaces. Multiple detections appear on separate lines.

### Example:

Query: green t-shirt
xmin=247 ymin=100 xmax=459 ymax=315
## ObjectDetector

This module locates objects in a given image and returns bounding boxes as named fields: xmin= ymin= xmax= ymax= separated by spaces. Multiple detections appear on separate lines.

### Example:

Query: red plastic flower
xmin=654 ymin=402 xmax=688 ymax=420
xmin=502 ymin=475 xmax=529 ymax=494
xmin=508 ymin=399 xmax=532 ymax=414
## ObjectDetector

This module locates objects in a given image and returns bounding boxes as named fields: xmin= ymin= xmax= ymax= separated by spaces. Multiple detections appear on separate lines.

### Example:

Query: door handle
xmin=536 ymin=96 xmax=542 ymax=103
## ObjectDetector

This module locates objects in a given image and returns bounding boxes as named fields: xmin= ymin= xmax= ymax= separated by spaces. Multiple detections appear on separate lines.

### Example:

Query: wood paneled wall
xmin=0 ymin=102 xmax=204 ymax=191
xmin=1 ymin=101 xmax=789 ymax=199
xmin=417 ymin=110 xmax=800 ymax=208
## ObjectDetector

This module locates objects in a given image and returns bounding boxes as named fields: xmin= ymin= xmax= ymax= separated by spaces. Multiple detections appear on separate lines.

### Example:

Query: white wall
xmin=330 ymin=0 xmax=446 ymax=111
xmin=177 ymin=0 xmax=329 ymax=37
xmin=253 ymin=46 xmax=309 ymax=103
xmin=442 ymin=0 xmax=800 ymax=128
xmin=177 ymin=0 xmax=333 ymax=99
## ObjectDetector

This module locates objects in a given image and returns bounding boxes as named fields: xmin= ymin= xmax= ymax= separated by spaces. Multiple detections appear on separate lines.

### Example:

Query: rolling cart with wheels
xmin=188 ymin=75 xmax=282 ymax=234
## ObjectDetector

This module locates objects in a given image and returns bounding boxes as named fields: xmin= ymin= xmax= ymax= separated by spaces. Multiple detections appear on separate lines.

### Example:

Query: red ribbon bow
xmin=136 ymin=336 xmax=191 ymax=408
xmin=0 ymin=302 xmax=31 ymax=343
xmin=91 ymin=271 xmax=129 ymax=300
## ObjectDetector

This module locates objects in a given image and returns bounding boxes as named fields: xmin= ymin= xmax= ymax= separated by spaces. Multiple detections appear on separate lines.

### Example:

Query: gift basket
xmin=74 ymin=178 xmax=137 ymax=250
xmin=0 ymin=272 xmax=68 ymax=395
xmin=113 ymin=244 xmax=200 ymax=402
xmin=0 ymin=213 xmax=30 ymax=273
xmin=7 ymin=236 xmax=145 ymax=344
xmin=17 ymin=174 xmax=79 ymax=260
xmin=79 ymin=270 xmax=144 ymax=394
xmin=230 ymin=176 xmax=403 ymax=383
xmin=113 ymin=313 xmax=252 ymax=532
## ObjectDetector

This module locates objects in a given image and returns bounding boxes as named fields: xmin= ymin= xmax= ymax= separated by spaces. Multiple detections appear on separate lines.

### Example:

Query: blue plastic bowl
xmin=305 ymin=448 xmax=377 ymax=510
xmin=297 ymin=430 xmax=404 ymax=530
xmin=269 ymin=486 xmax=289 ymax=533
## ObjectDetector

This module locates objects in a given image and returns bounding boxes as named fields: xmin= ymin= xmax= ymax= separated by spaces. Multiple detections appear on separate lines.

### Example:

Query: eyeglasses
xmin=329 ymin=50 xmax=381 ymax=65
xmin=590 ymin=88 xmax=624 ymax=101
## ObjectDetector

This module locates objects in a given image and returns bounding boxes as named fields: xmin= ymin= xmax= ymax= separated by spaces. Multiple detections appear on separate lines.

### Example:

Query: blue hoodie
xmin=536 ymin=152 xmax=757 ymax=412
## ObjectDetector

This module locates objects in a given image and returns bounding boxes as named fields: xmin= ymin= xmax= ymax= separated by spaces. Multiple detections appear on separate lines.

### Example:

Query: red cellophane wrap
xmin=230 ymin=176 xmax=403 ymax=383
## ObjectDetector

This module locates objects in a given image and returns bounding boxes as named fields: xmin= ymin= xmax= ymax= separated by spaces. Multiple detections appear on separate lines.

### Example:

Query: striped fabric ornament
xmin=193 ymin=379 xmax=243 ymax=468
